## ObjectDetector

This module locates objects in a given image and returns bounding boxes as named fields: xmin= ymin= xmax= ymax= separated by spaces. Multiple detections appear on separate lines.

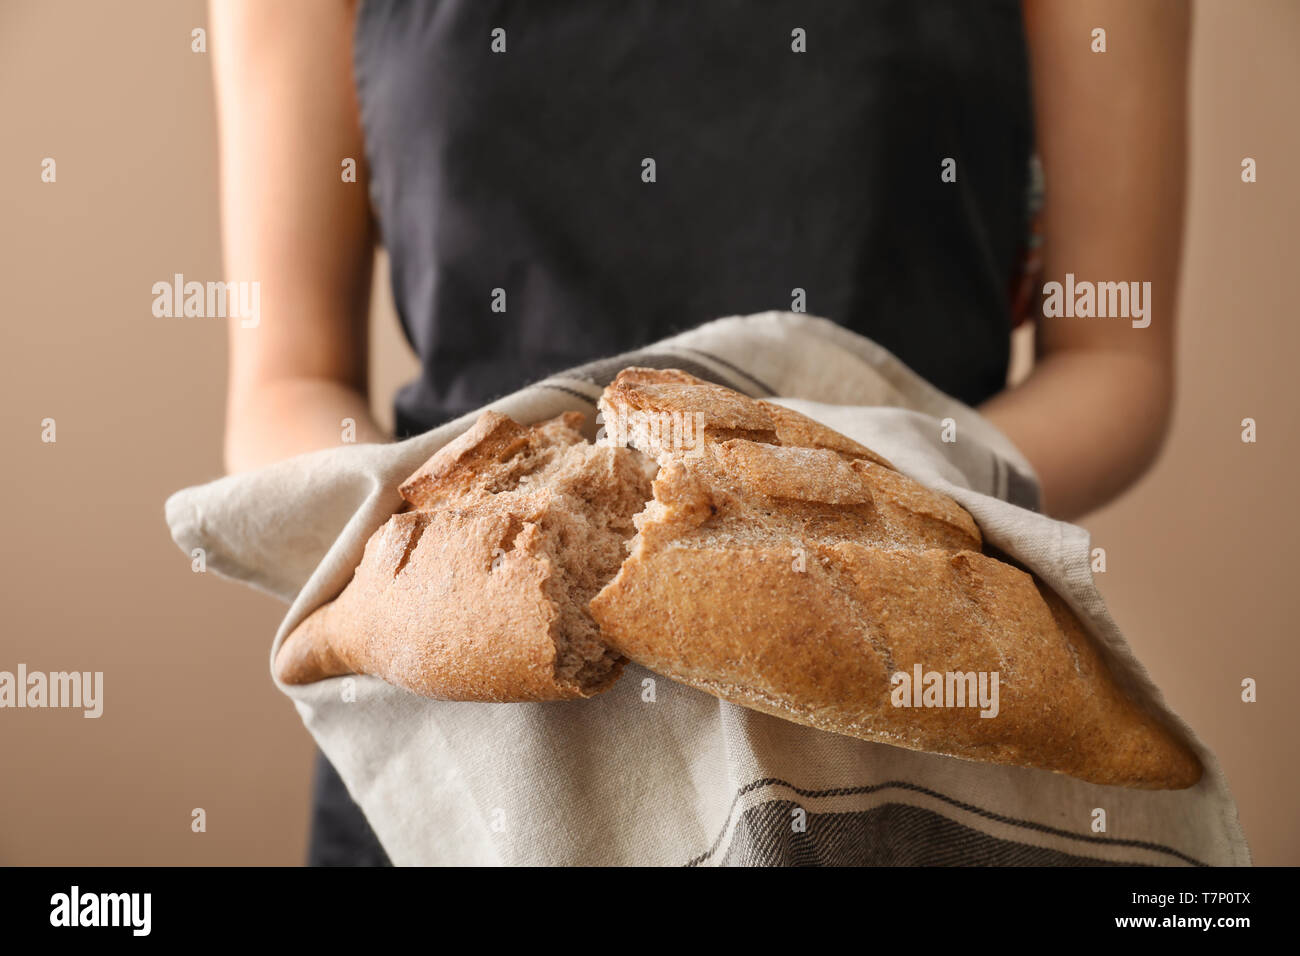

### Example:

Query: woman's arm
xmin=211 ymin=0 xmax=386 ymax=473
xmin=980 ymin=0 xmax=1190 ymax=519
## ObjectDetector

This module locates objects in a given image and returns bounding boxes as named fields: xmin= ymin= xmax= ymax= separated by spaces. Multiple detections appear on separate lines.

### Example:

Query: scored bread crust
xmin=398 ymin=410 xmax=587 ymax=511
xmin=597 ymin=366 xmax=895 ymax=469
xmin=590 ymin=368 xmax=1203 ymax=790
xmin=275 ymin=411 xmax=655 ymax=701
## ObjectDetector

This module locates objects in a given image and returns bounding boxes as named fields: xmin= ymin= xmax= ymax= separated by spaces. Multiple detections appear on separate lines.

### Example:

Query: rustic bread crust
xmin=276 ymin=413 xmax=651 ymax=701
xmin=591 ymin=537 xmax=1199 ymax=788
xmin=588 ymin=375 xmax=1203 ymax=790
xmin=598 ymin=366 xmax=894 ymax=468
xmin=280 ymin=498 xmax=578 ymax=701
xmin=398 ymin=410 xmax=587 ymax=511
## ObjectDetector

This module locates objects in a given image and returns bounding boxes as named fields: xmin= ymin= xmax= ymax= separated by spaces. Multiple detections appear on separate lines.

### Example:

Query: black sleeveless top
xmin=354 ymin=0 xmax=1033 ymax=437
xmin=312 ymin=0 xmax=1033 ymax=866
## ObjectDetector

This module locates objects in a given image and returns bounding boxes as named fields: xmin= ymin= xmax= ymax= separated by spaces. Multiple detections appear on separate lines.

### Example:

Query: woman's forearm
xmin=1006 ymin=0 xmax=1188 ymax=520
xmin=225 ymin=378 xmax=387 ymax=474
xmin=979 ymin=348 xmax=1173 ymax=520
xmin=212 ymin=0 xmax=380 ymax=476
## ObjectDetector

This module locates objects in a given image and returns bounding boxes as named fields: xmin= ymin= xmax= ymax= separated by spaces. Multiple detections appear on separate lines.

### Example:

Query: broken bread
xmin=587 ymin=442 xmax=1201 ymax=790
xmin=275 ymin=411 xmax=656 ymax=701
xmin=276 ymin=367 xmax=1203 ymax=789
xmin=589 ymin=367 xmax=1201 ymax=789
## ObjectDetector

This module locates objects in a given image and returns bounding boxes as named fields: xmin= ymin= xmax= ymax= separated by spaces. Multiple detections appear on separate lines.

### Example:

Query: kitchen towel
xmin=165 ymin=311 xmax=1249 ymax=866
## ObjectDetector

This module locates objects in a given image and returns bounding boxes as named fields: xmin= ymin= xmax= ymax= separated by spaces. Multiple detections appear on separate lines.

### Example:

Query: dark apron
xmin=315 ymin=0 xmax=1033 ymax=865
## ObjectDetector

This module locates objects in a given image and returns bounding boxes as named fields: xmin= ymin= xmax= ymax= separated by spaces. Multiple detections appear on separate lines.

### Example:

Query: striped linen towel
xmin=165 ymin=312 xmax=1249 ymax=866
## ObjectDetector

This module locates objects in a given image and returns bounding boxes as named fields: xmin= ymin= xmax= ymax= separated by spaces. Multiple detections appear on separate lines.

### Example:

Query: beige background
xmin=0 ymin=0 xmax=1295 ymax=865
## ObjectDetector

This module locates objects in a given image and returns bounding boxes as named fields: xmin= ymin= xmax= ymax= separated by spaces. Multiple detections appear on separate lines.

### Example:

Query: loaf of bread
xmin=276 ymin=368 xmax=1202 ymax=789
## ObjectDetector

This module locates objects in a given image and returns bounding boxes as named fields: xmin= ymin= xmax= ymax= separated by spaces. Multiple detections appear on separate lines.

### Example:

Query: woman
xmin=212 ymin=0 xmax=1189 ymax=865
